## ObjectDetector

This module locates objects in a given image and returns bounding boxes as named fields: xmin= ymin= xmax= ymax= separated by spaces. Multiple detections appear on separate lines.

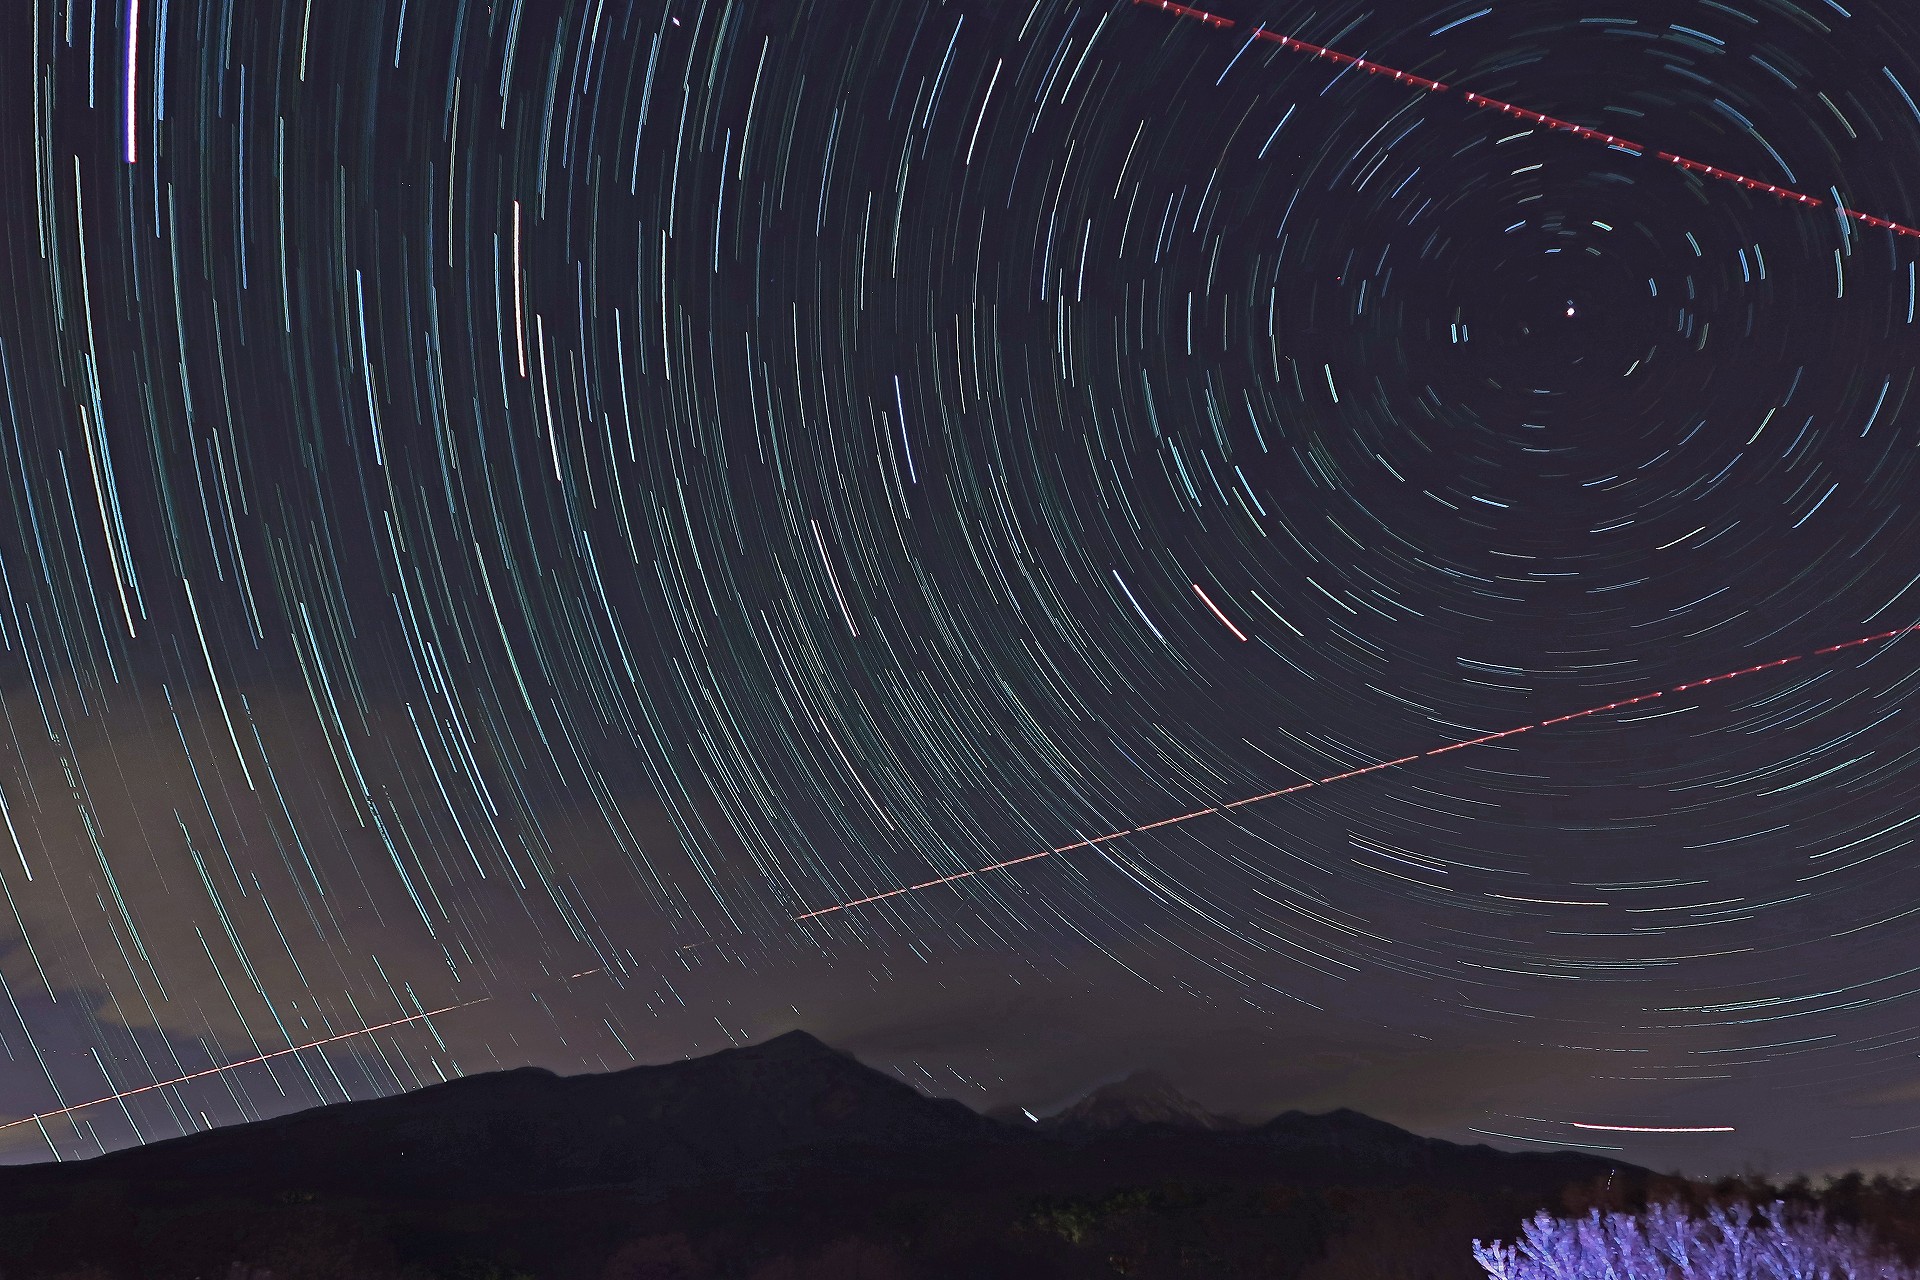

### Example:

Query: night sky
xmin=2 ymin=0 xmax=1920 ymax=1179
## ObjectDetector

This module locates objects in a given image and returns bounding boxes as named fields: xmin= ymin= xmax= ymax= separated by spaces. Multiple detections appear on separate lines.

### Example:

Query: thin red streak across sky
xmin=0 ymin=971 xmax=611 ymax=1138
xmin=0 ymin=999 xmax=487 ymax=1137
xmin=792 ymin=624 xmax=1920 ymax=921
xmin=1133 ymin=0 xmax=1920 ymax=240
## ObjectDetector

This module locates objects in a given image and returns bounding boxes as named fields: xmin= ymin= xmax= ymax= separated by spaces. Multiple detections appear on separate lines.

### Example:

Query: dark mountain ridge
xmin=0 ymin=1030 xmax=997 ymax=1200
xmin=0 ymin=1031 xmax=1649 ymax=1279
xmin=0 ymin=1029 xmax=1621 ymax=1202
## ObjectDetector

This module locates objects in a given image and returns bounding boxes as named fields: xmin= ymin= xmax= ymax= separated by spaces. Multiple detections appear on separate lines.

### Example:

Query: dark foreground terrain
xmin=0 ymin=1031 xmax=1911 ymax=1280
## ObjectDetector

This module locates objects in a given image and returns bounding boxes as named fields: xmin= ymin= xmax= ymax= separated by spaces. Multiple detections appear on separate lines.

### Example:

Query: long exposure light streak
xmin=1572 ymin=1122 xmax=1738 ymax=1133
xmin=1133 ymin=0 xmax=1920 ymax=240
xmin=792 ymin=624 xmax=1920 ymax=921
xmin=0 ymin=999 xmax=487 ymax=1138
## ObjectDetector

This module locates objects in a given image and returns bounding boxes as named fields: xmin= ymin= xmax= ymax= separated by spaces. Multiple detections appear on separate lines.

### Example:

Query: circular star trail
xmin=2 ymin=0 xmax=1920 ymax=1172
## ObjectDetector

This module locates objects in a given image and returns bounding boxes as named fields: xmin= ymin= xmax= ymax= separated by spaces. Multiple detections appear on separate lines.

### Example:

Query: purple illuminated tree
xmin=1472 ymin=1200 xmax=1920 ymax=1279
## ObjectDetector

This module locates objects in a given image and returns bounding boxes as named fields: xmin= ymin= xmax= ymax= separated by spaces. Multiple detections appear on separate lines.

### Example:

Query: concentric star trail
xmin=4 ymin=0 xmax=1919 ymax=1176
xmin=794 ymin=624 xmax=1920 ymax=921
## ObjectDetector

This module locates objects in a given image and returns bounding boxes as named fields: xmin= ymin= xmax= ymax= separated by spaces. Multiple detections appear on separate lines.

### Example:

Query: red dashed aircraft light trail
xmin=0 ymin=1000 xmax=488 ymax=1140
xmin=1133 ymin=0 xmax=1920 ymax=240
xmin=0 ymin=970 xmax=607 ymax=1139
xmin=17 ymin=616 xmax=1912 ymax=1136
xmin=792 ymin=624 xmax=1920 ymax=921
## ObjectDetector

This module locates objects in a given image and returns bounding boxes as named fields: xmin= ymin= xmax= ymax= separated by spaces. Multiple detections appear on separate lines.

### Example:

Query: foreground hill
xmin=0 ymin=1030 xmax=1647 ymax=1280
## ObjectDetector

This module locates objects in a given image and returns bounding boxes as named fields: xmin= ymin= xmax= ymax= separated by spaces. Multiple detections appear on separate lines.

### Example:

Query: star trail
xmin=2 ymin=0 xmax=1920 ymax=1177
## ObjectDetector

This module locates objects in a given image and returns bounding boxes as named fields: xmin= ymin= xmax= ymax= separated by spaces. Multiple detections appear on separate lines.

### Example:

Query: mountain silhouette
xmin=1041 ymin=1069 xmax=1238 ymax=1131
xmin=0 ymin=1029 xmax=997 ymax=1201
xmin=0 ymin=1031 xmax=1652 ymax=1279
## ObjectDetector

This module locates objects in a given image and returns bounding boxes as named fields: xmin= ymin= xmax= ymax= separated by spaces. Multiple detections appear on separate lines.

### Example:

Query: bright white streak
xmin=124 ymin=0 xmax=139 ymax=162
xmin=1571 ymin=1122 xmax=1736 ymax=1133
xmin=512 ymin=200 xmax=528 ymax=377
